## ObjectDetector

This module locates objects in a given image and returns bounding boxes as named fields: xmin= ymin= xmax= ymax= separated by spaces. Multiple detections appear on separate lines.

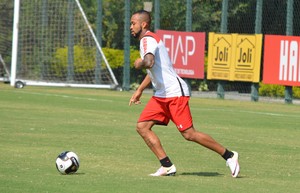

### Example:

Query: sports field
xmin=0 ymin=84 xmax=299 ymax=193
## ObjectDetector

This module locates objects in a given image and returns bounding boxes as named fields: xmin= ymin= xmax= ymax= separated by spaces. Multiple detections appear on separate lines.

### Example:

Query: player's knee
xmin=136 ymin=121 xmax=155 ymax=137
xmin=181 ymin=127 xmax=196 ymax=141
xmin=182 ymin=133 xmax=194 ymax=141
xmin=136 ymin=123 xmax=148 ymax=136
xmin=136 ymin=125 xmax=142 ymax=134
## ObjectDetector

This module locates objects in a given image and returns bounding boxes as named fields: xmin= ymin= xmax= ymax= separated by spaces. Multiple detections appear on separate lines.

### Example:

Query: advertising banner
xmin=207 ymin=33 xmax=263 ymax=82
xmin=156 ymin=30 xmax=205 ymax=79
xmin=263 ymin=35 xmax=300 ymax=86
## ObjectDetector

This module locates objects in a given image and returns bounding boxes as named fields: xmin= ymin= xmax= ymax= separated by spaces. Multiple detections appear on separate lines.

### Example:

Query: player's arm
xmin=134 ymin=53 xmax=154 ymax=69
xmin=129 ymin=74 xmax=151 ymax=106
xmin=137 ymin=74 xmax=151 ymax=91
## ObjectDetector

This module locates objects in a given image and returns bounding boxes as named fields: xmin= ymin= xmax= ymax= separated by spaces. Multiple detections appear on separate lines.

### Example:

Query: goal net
xmin=11 ymin=0 xmax=118 ymax=89
xmin=0 ymin=1 xmax=13 ymax=82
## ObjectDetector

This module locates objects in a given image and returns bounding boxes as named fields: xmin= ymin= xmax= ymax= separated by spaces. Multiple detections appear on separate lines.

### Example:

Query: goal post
xmin=10 ymin=0 xmax=19 ymax=87
xmin=11 ymin=0 xmax=119 ymax=89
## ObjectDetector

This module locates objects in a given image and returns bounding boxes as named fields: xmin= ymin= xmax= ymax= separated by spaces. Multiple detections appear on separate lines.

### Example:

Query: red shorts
xmin=138 ymin=96 xmax=193 ymax=131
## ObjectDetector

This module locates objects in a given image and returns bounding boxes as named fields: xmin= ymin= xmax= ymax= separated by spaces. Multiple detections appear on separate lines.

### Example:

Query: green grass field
xmin=0 ymin=84 xmax=299 ymax=193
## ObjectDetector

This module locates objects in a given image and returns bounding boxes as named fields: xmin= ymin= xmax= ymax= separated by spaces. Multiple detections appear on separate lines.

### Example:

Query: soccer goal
xmin=0 ymin=54 xmax=10 ymax=83
xmin=11 ymin=0 xmax=118 ymax=89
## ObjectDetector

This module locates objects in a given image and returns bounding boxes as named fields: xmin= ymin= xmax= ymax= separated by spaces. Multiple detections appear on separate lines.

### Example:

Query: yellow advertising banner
xmin=207 ymin=33 xmax=262 ymax=82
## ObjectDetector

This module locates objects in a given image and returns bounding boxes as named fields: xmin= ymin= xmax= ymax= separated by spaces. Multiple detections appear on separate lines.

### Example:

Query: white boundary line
xmin=11 ymin=90 xmax=113 ymax=103
xmin=191 ymin=107 xmax=300 ymax=118
xmin=3 ymin=89 xmax=299 ymax=118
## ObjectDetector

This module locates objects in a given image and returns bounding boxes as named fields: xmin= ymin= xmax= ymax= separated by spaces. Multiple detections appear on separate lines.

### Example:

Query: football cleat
xmin=149 ymin=164 xmax=176 ymax=176
xmin=226 ymin=151 xmax=240 ymax=178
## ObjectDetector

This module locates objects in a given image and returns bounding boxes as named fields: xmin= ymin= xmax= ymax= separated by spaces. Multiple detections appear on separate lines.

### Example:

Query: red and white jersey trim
xmin=140 ymin=31 xmax=190 ymax=98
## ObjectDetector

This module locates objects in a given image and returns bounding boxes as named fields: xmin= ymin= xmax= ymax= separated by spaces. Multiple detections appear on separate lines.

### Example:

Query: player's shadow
xmin=180 ymin=172 xmax=223 ymax=177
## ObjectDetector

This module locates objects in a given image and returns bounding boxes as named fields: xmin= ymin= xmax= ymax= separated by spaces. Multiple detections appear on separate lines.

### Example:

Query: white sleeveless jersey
xmin=140 ymin=31 xmax=190 ymax=98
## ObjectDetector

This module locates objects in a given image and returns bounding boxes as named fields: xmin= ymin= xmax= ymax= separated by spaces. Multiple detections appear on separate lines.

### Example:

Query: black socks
xmin=160 ymin=156 xmax=173 ymax=167
xmin=222 ymin=149 xmax=234 ymax=160
xmin=160 ymin=150 xmax=233 ymax=167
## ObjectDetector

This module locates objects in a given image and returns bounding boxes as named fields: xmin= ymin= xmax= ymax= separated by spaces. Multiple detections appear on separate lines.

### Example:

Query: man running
xmin=129 ymin=10 xmax=240 ymax=177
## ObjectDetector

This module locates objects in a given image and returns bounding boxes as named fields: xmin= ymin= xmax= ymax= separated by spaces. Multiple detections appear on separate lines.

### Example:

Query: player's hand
xmin=129 ymin=90 xmax=142 ymax=106
xmin=129 ymin=98 xmax=141 ymax=106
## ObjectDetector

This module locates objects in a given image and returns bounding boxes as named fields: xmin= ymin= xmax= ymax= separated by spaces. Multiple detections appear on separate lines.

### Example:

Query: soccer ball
xmin=55 ymin=151 xmax=80 ymax=174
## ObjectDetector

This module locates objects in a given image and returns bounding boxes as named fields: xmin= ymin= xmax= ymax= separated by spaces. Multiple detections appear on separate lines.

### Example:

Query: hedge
xmin=53 ymin=46 xmax=299 ymax=99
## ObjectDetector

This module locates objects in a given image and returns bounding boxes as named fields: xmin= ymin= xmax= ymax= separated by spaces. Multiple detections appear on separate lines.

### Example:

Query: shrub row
xmin=53 ymin=46 xmax=299 ymax=99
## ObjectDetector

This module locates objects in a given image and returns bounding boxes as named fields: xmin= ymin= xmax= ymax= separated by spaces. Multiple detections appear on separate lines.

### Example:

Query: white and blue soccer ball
xmin=55 ymin=151 xmax=80 ymax=174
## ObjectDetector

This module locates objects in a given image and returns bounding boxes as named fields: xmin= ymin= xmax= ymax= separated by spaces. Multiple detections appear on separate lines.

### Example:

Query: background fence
xmin=1 ymin=0 xmax=299 ymax=102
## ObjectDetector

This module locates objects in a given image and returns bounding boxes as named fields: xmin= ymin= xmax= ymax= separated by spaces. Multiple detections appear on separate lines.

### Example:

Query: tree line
xmin=1 ymin=0 xmax=297 ymax=63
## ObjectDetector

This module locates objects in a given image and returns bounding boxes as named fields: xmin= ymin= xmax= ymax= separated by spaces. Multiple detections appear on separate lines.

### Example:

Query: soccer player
xmin=129 ymin=10 xmax=240 ymax=177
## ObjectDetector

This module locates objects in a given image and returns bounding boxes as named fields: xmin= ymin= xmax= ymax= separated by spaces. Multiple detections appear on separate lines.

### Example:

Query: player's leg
xmin=180 ymin=126 xmax=239 ymax=177
xmin=136 ymin=97 xmax=178 ymax=176
xmin=180 ymin=126 xmax=225 ymax=155
xmin=136 ymin=121 xmax=167 ymax=160
xmin=136 ymin=121 xmax=176 ymax=176
xmin=169 ymin=96 xmax=239 ymax=177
